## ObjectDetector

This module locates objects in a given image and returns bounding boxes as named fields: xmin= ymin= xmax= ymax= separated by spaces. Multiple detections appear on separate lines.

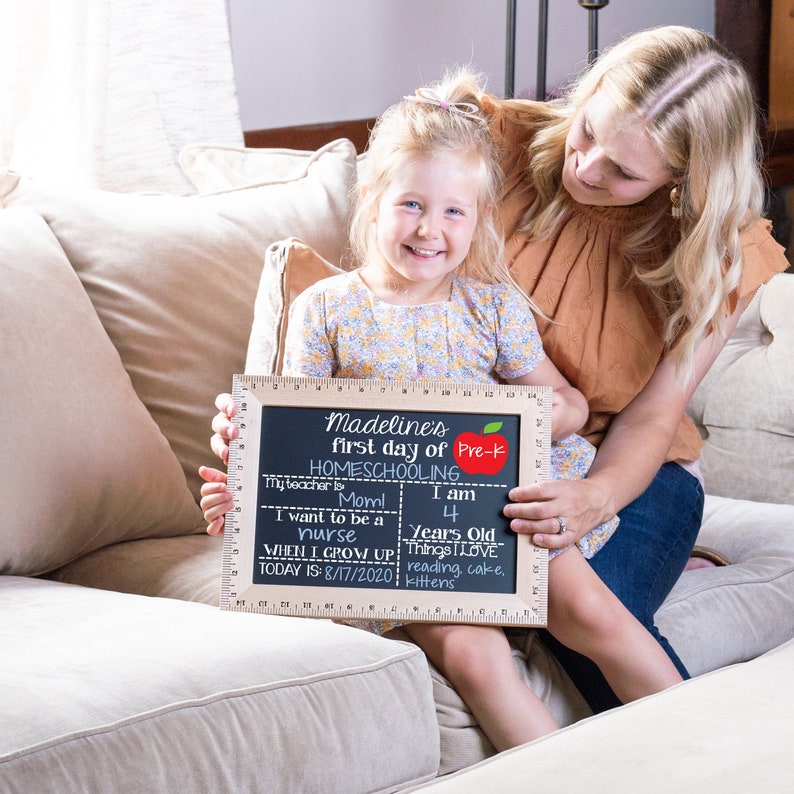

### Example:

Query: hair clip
xmin=403 ymin=88 xmax=481 ymax=120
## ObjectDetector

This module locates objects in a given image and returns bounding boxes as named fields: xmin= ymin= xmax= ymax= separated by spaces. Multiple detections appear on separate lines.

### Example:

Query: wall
xmin=228 ymin=0 xmax=715 ymax=131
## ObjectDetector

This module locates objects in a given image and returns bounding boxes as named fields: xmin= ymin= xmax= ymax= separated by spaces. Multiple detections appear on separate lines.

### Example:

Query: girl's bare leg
xmin=405 ymin=622 xmax=558 ymax=752
xmin=547 ymin=548 xmax=683 ymax=703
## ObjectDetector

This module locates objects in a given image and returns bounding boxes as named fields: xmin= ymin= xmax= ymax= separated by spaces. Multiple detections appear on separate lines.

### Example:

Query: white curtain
xmin=0 ymin=0 xmax=243 ymax=194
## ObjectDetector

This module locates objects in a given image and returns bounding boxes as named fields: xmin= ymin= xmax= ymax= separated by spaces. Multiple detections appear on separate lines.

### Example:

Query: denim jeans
xmin=541 ymin=461 xmax=705 ymax=713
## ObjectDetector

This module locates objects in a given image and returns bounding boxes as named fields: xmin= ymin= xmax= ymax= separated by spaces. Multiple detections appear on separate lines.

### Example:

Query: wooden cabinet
xmin=717 ymin=0 xmax=794 ymax=186
xmin=769 ymin=0 xmax=794 ymax=126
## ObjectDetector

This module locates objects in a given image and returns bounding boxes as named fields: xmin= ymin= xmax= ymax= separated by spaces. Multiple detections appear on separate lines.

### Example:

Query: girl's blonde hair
xmin=350 ymin=68 xmax=518 ymax=294
xmin=515 ymin=25 xmax=765 ymax=371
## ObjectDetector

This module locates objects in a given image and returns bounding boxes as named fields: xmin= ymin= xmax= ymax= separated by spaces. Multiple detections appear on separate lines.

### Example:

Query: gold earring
xmin=670 ymin=185 xmax=683 ymax=219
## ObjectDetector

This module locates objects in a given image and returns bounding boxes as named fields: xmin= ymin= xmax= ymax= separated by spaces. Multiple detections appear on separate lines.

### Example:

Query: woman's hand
xmin=210 ymin=393 xmax=238 ymax=465
xmin=503 ymin=477 xmax=614 ymax=552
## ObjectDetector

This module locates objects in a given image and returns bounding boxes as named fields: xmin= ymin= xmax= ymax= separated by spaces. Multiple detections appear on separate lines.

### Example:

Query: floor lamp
xmin=504 ymin=0 xmax=610 ymax=99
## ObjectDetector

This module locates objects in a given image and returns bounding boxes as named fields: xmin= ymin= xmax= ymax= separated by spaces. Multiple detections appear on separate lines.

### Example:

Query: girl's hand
xmin=210 ymin=393 xmax=238 ymax=465
xmin=199 ymin=392 xmax=238 ymax=535
xmin=503 ymin=477 xmax=613 ymax=552
xmin=199 ymin=466 xmax=231 ymax=536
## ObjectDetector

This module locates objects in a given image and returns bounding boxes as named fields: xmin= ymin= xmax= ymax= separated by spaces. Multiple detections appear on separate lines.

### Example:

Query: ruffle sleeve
xmin=731 ymin=219 xmax=789 ymax=312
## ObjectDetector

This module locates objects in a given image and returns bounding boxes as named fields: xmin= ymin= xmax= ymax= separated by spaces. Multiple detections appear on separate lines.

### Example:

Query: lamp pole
xmin=506 ymin=0 xmax=610 ymax=99
xmin=578 ymin=0 xmax=610 ymax=63
xmin=537 ymin=0 xmax=549 ymax=100
xmin=505 ymin=0 xmax=517 ymax=97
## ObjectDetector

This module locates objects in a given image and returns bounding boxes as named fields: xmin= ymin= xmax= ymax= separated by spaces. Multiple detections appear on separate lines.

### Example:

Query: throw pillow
xmin=180 ymin=143 xmax=322 ymax=192
xmin=0 ymin=208 xmax=203 ymax=576
xmin=246 ymin=237 xmax=345 ymax=375
xmin=180 ymin=140 xmax=368 ymax=193
xmin=689 ymin=273 xmax=794 ymax=506
xmin=0 ymin=138 xmax=356 ymax=500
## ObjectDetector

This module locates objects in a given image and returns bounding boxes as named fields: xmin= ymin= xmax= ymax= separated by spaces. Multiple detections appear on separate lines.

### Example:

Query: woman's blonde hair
xmin=350 ymin=68 xmax=518 ymax=293
xmin=517 ymin=25 xmax=765 ymax=371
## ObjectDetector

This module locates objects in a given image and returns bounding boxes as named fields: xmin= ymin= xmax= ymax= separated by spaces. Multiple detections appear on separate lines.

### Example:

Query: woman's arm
xmin=504 ymin=295 xmax=749 ymax=551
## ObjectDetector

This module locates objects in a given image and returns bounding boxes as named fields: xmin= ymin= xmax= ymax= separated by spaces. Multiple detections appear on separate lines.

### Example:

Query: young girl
xmin=201 ymin=72 xmax=683 ymax=751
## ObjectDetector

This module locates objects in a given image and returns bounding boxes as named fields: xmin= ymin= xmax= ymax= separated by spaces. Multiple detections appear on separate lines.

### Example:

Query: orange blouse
xmin=484 ymin=95 xmax=789 ymax=462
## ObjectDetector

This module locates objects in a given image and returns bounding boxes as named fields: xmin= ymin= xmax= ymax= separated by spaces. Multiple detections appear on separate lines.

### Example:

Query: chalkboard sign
xmin=220 ymin=375 xmax=550 ymax=627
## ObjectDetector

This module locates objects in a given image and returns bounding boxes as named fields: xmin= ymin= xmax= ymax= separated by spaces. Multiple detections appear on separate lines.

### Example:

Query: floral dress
xmin=284 ymin=270 xmax=618 ymax=563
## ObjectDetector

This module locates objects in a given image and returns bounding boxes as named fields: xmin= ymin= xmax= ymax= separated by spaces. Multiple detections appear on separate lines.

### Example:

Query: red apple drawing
xmin=453 ymin=422 xmax=509 ymax=475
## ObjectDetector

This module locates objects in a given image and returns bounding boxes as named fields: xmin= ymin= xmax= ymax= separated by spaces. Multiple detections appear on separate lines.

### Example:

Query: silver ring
xmin=556 ymin=516 xmax=568 ymax=534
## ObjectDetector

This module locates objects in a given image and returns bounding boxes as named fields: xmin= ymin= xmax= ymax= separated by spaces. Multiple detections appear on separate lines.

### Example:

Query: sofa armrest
xmin=686 ymin=272 xmax=794 ymax=505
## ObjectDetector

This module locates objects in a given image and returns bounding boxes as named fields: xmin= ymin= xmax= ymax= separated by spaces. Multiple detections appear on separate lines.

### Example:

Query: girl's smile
xmin=406 ymin=245 xmax=443 ymax=257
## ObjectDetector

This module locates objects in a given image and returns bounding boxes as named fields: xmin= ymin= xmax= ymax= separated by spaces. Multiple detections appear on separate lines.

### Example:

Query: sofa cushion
xmin=179 ymin=143 xmax=329 ymax=192
xmin=46 ymin=534 xmax=226 ymax=606
xmin=180 ymin=141 xmax=367 ymax=193
xmin=687 ymin=273 xmax=794 ymax=505
xmin=656 ymin=494 xmax=794 ymax=676
xmin=246 ymin=237 xmax=346 ymax=375
xmin=0 ymin=577 xmax=439 ymax=793
xmin=0 ymin=208 xmax=202 ymax=576
xmin=0 ymin=139 xmax=356 ymax=501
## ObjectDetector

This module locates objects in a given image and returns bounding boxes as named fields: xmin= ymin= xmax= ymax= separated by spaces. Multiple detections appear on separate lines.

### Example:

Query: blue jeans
xmin=541 ymin=461 xmax=704 ymax=713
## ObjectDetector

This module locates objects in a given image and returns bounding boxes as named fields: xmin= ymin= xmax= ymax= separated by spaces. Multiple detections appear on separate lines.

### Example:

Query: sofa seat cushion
xmin=0 ymin=577 xmax=439 ymax=793
xmin=406 ymin=638 xmax=794 ymax=793
xmin=45 ymin=533 xmax=225 ymax=606
xmin=46 ymin=538 xmax=589 ymax=777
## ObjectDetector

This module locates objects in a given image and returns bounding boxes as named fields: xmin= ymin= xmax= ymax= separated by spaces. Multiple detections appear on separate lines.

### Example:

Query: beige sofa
xmin=1 ymin=139 xmax=792 ymax=792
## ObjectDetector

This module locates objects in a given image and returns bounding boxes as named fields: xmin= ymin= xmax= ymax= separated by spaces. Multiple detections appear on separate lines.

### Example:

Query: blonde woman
xmin=490 ymin=25 xmax=787 ymax=709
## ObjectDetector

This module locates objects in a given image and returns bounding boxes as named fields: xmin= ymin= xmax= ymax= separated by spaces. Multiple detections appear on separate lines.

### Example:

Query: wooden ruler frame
xmin=220 ymin=375 xmax=550 ymax=627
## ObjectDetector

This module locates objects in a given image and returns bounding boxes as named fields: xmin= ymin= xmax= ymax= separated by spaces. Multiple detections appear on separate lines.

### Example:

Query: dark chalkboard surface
xmin=220 ymin=375 xmax=550 ymax=626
